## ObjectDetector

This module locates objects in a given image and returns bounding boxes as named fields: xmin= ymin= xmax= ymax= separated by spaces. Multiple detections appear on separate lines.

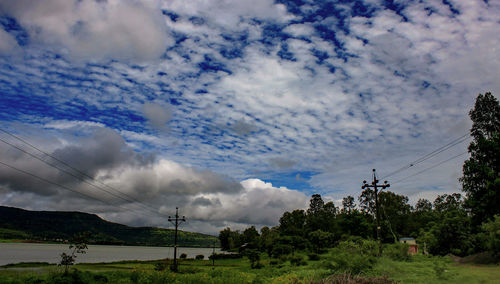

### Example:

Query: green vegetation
xmin=0 ymin=249 xmax=499 ymax=283
xmin=0 ymin=206 xmax=218 ymax=247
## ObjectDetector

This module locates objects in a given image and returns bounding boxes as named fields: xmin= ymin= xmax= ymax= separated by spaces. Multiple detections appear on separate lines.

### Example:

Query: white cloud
xmin=163 ymin=0 xmax=293 ymax=28
xmin=0 ymin=0 xmax=173 ymax=61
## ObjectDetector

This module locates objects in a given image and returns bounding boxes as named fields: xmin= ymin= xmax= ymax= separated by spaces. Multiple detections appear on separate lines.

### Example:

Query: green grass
xmin=0 ymin=252 xmax=498 ymax=283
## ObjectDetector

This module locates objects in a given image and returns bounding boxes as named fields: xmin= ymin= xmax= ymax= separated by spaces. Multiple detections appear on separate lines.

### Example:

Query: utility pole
xmin=362 ymin=169 xmax=390 ymax=256
xmin=168 ymin=207 xmax=186 ymax=272
xmin=212 ymin=240 xmax=216 ymax=268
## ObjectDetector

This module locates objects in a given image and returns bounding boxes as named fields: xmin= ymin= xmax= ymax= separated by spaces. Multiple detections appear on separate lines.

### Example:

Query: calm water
xmin=0 ymin=243 xmax=221 ymax=266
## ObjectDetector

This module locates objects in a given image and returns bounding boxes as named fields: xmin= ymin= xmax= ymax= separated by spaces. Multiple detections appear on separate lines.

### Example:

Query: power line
xmin=0 ymin=136 xmax=161 ymax=215
xmin=392 ymin=151 xmax=468 ymax=185
xmin=380 ymin=133 xmax=470 ymax=179
xmin=0 ymin=159 xmax=165 ymax=221
xmin=0 ymin=128 xmax=164 ymax=216
xmin=0 ymin=160 xmax=109 ymax=205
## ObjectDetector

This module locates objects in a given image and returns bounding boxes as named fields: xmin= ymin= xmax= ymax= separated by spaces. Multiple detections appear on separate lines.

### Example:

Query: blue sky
xmin=0 ymin=0 xmax=499 ymax=234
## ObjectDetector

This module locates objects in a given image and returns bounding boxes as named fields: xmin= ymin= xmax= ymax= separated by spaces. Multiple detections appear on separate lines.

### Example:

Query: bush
xmin=195 ymin=254 xmax=204 ymax=260
xmin=383 ymin=243 xmax=410 ymax=261
xmin=242 ymin=249 xmax=263 ymax=269
xmin=179 ymin=253 xmax=187 ymax=259
xmin=482 ymin=215 xmax=500 ymax=260
xmin=290 ymin=255 xmax=307 ymax=266
xmin=322 ymin=250 xmax=376 ymax=274
xmin=308 ymin=253 xmax=320 ymax=261
xmin=271 ymin=244 xmax=293 ymax=258
xmin=154 ymin=261 xmax=168 ymax=271
xmin=47 ymin=269 xmax=107 ymax=284
xmin=314 ymin=272 xmax=396 ymax=284
xmin=209 ymin=253 xmax=242 ymax=260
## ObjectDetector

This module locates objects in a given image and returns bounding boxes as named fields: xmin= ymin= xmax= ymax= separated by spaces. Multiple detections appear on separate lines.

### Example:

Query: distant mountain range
xmin=0 ymin=206 xmax=218 ymax=247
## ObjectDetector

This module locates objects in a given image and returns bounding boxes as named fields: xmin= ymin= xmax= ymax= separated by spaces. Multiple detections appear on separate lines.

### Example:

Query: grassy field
xmin=0 ymin=252 xmax=498 ymax=283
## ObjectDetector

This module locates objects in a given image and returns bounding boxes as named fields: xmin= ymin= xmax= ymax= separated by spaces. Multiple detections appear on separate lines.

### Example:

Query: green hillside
xmin=0 ymin=206 xmax=218 ymax=247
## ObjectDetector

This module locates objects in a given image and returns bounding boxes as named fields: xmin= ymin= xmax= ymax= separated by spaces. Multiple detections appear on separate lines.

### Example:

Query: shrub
xmin=154 ymin=261 xmax=168 ymax=271
xmin=243 ymin=249 xmax=261 ymax=268
xmin=130 ymin=271 xmax=140 ymax=283
xmin=314 ymin=272 xmax=396 ymax=284
xmin=383 ymin=243 xmax=410 ymax=261
xmin=322 ymin=251 xmax=376 ymax=274
xmin=360 ymin=239 xmax=379 ymax=257
xmin=179 ymin=253 xmax=187 ymax=259
xmin=271 ymin=244 xmax=293 ymax=258
xmin=308 ymin=253 xmax=320 ymax=261
xmin=195 ymin=254 xmax=204 ymax=260
xmin=482 ymin=215 xmax=500 ymax=260
xmin=209 ymin=253 xmax=242 ymax=260
xmin=290 ymin=255 xmax=307 ymax=266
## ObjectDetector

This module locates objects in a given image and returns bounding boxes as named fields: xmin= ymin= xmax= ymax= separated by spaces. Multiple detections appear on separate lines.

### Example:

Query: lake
xmin=0 ymin=243 xmax=222 ymax=266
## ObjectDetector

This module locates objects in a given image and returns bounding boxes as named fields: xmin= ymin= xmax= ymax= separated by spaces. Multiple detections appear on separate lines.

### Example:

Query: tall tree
xmin=279 ymin=209 xmax=306 ymax=236
xmin=307 ymin=194 xmax=324 ymax=215
xmin=342 ymin=196 xmax=356 ymax=213
xmin=461 ymin=92 xmax=500 ymax=226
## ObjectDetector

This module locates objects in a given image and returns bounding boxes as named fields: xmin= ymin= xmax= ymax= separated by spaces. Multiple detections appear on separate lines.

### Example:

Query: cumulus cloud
xmin=0 ymin=0 xmax=172 ymax=61
xmin=185 ymin=179 xmax=309 ymax=228
xmin=0 ymin=126 xmax=310 ymax=233
xmin=142 ymin=102 xmax=172 ymax=131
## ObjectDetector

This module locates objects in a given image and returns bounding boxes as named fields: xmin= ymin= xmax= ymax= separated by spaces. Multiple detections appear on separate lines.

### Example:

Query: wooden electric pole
xmin=362 ymin=169 xmax=390 ymax=256
xmin=168 ymin=207 xmax=186 ymax=272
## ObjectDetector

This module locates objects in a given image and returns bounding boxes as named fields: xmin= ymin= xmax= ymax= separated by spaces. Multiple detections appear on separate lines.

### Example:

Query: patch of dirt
xmin=448 ymin=251 xmax=498 ymax=264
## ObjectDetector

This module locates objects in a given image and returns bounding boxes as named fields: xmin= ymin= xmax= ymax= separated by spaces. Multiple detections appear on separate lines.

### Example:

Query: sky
xmin=0 ymin=0 xmax=499 ymax=235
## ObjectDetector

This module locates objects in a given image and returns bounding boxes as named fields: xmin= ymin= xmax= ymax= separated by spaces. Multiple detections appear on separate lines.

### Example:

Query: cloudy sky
xmin=0 ymin=0 xmax=499 ymax=235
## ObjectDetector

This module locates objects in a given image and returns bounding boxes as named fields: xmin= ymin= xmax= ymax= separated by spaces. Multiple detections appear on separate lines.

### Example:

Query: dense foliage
xmin=220 ymin=191 xmax=484 ymax=258
xmin=461 ymin=92 xmax=500 ymax=227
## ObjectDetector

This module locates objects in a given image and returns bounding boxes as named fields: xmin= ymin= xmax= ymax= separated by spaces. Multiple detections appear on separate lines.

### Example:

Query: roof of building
xmin=399 ymin=237 xmax=415 ymax=241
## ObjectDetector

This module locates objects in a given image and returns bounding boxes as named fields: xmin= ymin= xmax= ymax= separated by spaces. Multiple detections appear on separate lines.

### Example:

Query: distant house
xmin=399 ymin=237 xmax=418 ymax=255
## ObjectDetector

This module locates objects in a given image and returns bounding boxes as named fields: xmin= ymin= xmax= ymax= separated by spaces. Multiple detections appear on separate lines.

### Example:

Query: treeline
xmin=219 ymin=92 xmax=500 ymax=259
xmin=221 ymin=192 xmax=497 ymax=257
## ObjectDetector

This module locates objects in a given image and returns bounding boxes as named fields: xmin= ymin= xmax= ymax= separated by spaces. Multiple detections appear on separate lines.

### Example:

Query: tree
xmin=59 ymin=234 xmax=88 ymax=274
xmin=342 ymin=196 xmax=356 ymax=213
xmin=415 ymin=199 xmax=432 ymax=212
xmin=279 ymin=209 xmax=306 ymax=236
xmin=461 ymin=92 xmax=500 ymax=226
xmin=418 ymin=194 xmax=472 ymax=256
xmin=242 ymin=226 xmax=260 ymax=247
xmin=306 ymin=194 xmax=332 ymax=232
xmin=358 ymin=188 xmax=376 ymax=215
xmin=307 ymin=194 xmax=324 ymax=215
xmin=258 ymin=226 xmax=280 ymax=255
xmin=243 ymin=249 xmax=262 ymax=269
xmin=433 ymin=193 xmax=463 ymax=213
xmin=481 ymin=215 xmax=500 ymax=259
xmin=308 ymin=230 xmax=335 ymax=253
xmin=219 ymin=228 xmax=242 ymax=251
xmin=378 ymin=191 xmax=411 ymax=242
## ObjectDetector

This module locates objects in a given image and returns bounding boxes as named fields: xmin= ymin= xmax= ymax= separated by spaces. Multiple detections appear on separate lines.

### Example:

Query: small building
xmin=399 ymin=237 xmax=418 ymax=255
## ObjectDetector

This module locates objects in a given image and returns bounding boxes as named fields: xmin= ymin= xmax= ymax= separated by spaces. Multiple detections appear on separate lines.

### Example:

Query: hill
xmin=0 ymin=206 xmax=218 ymax=247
